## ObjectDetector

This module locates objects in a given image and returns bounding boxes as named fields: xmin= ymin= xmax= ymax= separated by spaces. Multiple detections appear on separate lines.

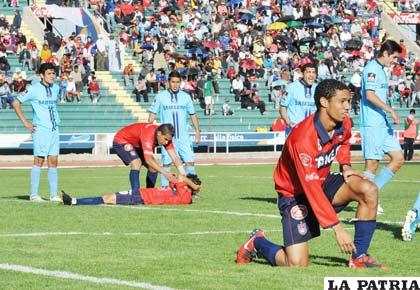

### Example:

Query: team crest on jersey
xmin=299 ymin=153 xmax=313 ymax=168
xmin=124 ymin=144 xmax=134 ymax=151
xmin=297 ymin=221 xmax=308 ymax=236
xmin=367 ymin=73 xmax=376 ymax=82
xmin=290 ymin=205 xmax=308 ymax=221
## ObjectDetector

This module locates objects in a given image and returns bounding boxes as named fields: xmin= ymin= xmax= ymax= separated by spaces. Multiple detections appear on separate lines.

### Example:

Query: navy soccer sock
xmin=352 ymin=220 xmax=376 ymax=259
xmin=76 ymin=197 xmax=104 ymax=205
xmin=146 ymin=171 xmax=157 ymax=188
xmin=129 ymin=169 xmax=140 ymax=193
xmin=254 ymin=237 xmax=284 ymax=266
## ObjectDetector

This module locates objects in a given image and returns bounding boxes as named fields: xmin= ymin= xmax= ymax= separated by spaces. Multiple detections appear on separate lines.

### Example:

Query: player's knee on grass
xmin=284 ymin=244 xmax=309 ymax=267
xmin=102 ymin=193 xmax=116 ymax=204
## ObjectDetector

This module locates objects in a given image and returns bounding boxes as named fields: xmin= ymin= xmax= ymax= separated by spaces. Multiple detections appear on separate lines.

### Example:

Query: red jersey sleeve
xmin=164 ymin=140 xmax=174 ymax=151
xmin=291 ymin=141 xmax=340 ymax=228
xmin=141 ymin=124 xmax=158 ymax=159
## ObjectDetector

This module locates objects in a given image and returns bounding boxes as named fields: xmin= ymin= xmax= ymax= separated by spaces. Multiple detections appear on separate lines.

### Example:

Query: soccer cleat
xmin=30 ymin=195 xmax=46 ymax=202
xmin=50 ymin=196 xmax=63 ymax=202
xmin=349 ymin=254 xmax=388 ymax=269
xmin=61 ymin=190 xmax=73 ymax=206
xmin=377 ymin=204 xmax=384 ymax=215
xmin=235 ymin=229 xmax=265 ymax=264
xmin=402 ymin=210 xmax=418 ymax=241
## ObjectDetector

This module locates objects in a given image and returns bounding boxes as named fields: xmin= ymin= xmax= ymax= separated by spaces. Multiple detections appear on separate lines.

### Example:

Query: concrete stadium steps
xmin=94 ymin=71 xmax=148 ymax=121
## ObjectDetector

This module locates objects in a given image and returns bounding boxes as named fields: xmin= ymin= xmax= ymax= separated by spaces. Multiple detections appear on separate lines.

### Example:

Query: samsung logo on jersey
xmin=38 ymin=100 xmax=57 ymax=105
xmin=163 ymin=105 xmax=187 ymax=110
xmin=316 ymin=145 xmax=340 ymax=169
xmin=295 ymin=101 xmax=314 ymax=106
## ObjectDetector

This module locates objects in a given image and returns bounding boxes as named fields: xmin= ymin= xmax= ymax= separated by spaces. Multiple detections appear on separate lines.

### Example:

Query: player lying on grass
xmin=236 ymin=79 xmax=387 ymax=269
xmin=402 ymin=192 xmax=420 ymax=241
xmin=61 ymin=174 xmax=201 ymax=206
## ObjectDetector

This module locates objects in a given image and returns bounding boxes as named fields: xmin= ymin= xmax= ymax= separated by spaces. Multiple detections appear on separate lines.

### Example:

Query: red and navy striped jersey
xmin=113 ymin=122 xmax=174 ymax=159
xmin=274 ymin=113 xmax=352 ymax=228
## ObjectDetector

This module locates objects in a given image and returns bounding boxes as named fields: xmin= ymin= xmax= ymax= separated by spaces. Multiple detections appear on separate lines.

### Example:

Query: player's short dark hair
xmin=186 ymin=174 xmax=201 ymax=186
xmin=315 ymin=79 xmax=349 ymax=110
xmin=378 ymin=40 xmax=402 ymax=57
xmin=168 ymin=70 xmax=181 ymax=80
xmin=301 ymin=62 xmax=317 ymax=74
xmin=38 ymin=63 xmax=56 ymax=75
xmin=158 ymin=123 xmax=175 ymax=136
xmin=409 ymin=109 xmax=415 ymax=114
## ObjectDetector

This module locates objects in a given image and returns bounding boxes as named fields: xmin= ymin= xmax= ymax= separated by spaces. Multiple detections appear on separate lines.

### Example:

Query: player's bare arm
xmin=145 ymin=157 xmax=176 ymax=182
xmin=332 ymin=223 xmax=356 ymax=254
xmin=167 ymin=148 xmax=186 ymax=176
xmin=190 ymin=114 xmax=201 ymax=143
xmin=365 ymin=90 xmax=399 ymax=124
xmin=12 ymin=99 xmax=36 ymax=132
xmin=280 ymin=106 xmax=294 ymax=127
xmin=148 ymin=112 xmax=156 ymax=123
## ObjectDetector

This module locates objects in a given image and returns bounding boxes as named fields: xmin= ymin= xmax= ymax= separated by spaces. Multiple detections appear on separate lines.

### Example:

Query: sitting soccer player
xmin=61 ymin=174 xmax=201 ymax=206
xmin=402 ymin=192 xmax=420 ymax=241
xmin=236 ymin=79 xmax=386 ymax=269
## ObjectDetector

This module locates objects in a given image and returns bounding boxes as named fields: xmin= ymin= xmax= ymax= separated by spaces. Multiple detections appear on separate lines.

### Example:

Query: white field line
xmin=0 ymin=218 xmax=403 ymax=239
xmin=0 ymin=263 xmax=174 ymax=290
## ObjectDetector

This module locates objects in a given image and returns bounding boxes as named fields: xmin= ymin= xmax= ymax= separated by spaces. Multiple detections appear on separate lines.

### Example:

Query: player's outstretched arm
xmin=145 ymin=157 xmax=177 ymax=182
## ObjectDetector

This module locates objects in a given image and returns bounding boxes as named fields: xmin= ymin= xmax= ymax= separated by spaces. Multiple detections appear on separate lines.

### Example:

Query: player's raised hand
xmin=332 ymin=224 xmax=356 ymax=254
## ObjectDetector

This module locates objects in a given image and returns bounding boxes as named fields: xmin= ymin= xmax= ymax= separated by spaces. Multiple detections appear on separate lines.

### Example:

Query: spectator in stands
xmin=108 ymin=35 xmax=119 ymax=71
xmin=222 ymin=98 xmax=233 ymax=116
xmin=30 ymin=45 xmax=40 ymax=72
xmin=349 ymin=69 xmax=362 ymax=115
xmin=88 ymin=76 xmax=100 ymax=103
xmin=133 ymin=76 xmax=148 ymax=103
xmin=403 ymin=109 xmax=418 ymax=161
xmin=145 ymin=68 xmax=157 ymax=93
xmin=94 ymin=35 xmax=107 ymax=71
xmin=123 ymin=63 xmax=135 ymax=87
xmin=0 ymin=54 xmax=10 ymax=72
xmin=0 ymin=15 xmax=8 ymax=29
xmin=66 ymin=75 xmax=80 ymax=103
xmin=252 ymin=95 xmax=267 ymax=115
xmin=231 ymin=74 xmax=244 ymax=102
xmin=156 ymin=69 xmax=167 ymax=92
xmin=19 ymin=46 xmax=32 ymax=71
xmin=203 ymin=75 xmax=214 ymax=115
xmin=69 ymin=65 xmax=83 ymax=99
xmin=12 ymin=68 xmax=28 ymax=93
xmin=59 ymin=75 xmax=68 ymax=103
xmin=40 ymin=44 xmax=52 ymax=64
xmin=11 ymin=10 xmax=21 ymax=32
xmin=0 ymin=72 xmax=13 ymax=109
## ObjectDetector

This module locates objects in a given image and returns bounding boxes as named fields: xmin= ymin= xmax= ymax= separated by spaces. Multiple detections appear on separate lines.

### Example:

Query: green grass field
xmin=0 ymin=163 xmax=419 ymax=290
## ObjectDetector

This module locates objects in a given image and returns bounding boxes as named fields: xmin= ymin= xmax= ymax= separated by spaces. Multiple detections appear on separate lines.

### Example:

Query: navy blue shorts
xmin=113 ymin=142 xmax=146 ymax=166
xmin=278 ymin=173 xmax=347 ymax=247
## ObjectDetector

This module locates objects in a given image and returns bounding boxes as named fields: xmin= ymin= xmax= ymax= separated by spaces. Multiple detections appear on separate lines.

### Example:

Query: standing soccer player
xmin=280 ymin=61 xmax=317 ymax=136
xmin=148 ymin=70 xmax=201 ymax=188
xmin=236 ymin=79 xmax=386 ymax=269
xmin=360 ymin=40 xmax=404 ymax=214
xmin=12 ymin=63 xmax=61 ymax=202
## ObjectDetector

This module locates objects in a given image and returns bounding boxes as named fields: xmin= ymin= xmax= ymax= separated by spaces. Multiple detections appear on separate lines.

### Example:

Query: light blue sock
xmin=30 ymin=165 xmax=41 ymax=197
xmin=363 ymin=171 xmax=375 ymax=182
xmin=412 ymin=193 xmax=420 ymax=213
xmin=186 ymin=165 xmax=196 ymax=175
xmin=374 ymin=167 xmax=394 ymax=192
xmin=160 ymin=166 xmax=171 ymax=187
xmin=48 ymin=168 xmax=58 ymax=197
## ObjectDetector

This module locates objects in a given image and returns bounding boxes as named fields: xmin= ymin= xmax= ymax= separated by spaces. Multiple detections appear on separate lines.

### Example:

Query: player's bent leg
xmin=387 ymin=150 xmax=404 ymax=173
xmin=146 ymin=168 xmax=158 ymax=188
xmin=283 ymin=243 xmax=309 ymax=267
xmin=129 ymin=158 xmax=142 ymax=193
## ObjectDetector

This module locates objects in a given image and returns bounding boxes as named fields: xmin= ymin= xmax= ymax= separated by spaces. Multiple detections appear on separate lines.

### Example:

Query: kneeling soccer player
xmin=236 ymin=79 xmax=387 ymax=269
xmin=62 ymin=174 xmax=201 ymax=206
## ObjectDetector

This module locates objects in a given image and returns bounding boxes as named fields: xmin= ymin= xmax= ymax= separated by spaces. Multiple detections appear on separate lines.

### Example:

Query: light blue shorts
xmin=32 ymin=126 xmax=60 ymax=157
xmin=161 ymin=138 xmax=194 ymax=165
xmin=360 ymin=126 xmax=401 ymax=160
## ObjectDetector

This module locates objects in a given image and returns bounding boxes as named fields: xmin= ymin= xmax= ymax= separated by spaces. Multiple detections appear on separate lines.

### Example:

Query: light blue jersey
xmin=360 ymin=59 xmax=389 ymax=128
xmin=281 ymin=80 xmax=317 ymax=135
xmin=148 ymin=89 xmax=196 ymax=140
xmin=17 ymin=82 xmax=61 ymax=131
